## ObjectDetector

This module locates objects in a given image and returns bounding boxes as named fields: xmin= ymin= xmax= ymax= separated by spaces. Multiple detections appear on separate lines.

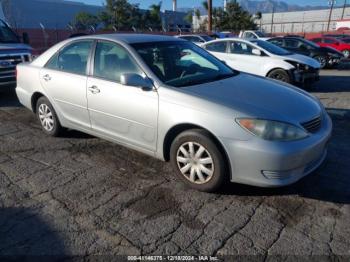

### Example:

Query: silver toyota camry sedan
xmin=16 ymin=34 xmax=332 ymax=192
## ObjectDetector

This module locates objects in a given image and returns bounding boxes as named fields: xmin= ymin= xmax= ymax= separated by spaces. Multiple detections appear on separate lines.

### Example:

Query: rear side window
xmin=229 ymin=41 xmax=254 ymax=55
xmin=284 ymin=39 xmax=299 ymax=48
xmin=46 ymin=40 xmax=92 ymax=75
xmin=93 ymin=41 xmax=142 ymax=83
xmin=205 ymin=42 xmax=227 ymax=53
xmin=245 ymin=32 xmax=257 ymax=39
xmin=269 ymin=38 xmax=283 ymax=46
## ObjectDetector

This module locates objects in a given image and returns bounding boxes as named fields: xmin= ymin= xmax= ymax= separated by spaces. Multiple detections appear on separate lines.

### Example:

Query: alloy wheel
xmin=176 ymin=142 xmax=214 ymax=184
xmin=270 ymin=72 xmax=288 ymax=82
xmin=38 ymin=104 xmax=54 ymax=132
xmin=316 ymin=56 xmax=327 ymax=68
xmin=342 ymin=50 xmax=350 ymax=58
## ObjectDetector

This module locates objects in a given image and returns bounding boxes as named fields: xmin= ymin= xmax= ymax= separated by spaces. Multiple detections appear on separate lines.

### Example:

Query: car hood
xmin=320 ymin=46 xmax=344 ymax=57
xmin=282 ymin=53 xmax=321 ymax=68
xmin=0 ymin=43 xmax=32 ymax=52
xmin=184 ymin=73 xmax=321 ymax=124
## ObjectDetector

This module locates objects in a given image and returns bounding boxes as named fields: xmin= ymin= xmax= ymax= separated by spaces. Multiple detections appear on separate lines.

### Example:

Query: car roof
xmin=73 ymin=33 xmax=182 ymax=44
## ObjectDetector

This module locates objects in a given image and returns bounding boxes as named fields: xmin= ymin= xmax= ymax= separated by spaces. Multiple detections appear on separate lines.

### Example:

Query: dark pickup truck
xmin=0 ymin=19 xmax=32 ymax=89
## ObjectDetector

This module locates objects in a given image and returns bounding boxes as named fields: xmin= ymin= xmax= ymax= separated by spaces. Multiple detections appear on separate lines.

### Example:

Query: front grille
xmin=301 ymin=116 xmax=322 ymax=133
xmin=0 ymin=54 xmax=30 ymax=85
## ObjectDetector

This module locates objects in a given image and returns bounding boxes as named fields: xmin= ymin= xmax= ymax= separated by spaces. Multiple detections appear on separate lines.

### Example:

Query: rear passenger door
xmin=86 ymin=41 xmax=158 ymax=152
xmin=39 ymin=40 xmax=92 ymax=130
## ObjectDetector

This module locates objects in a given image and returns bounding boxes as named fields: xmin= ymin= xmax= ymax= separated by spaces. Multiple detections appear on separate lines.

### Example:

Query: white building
xmin=192 ymin=6 xmax=350 ymax=33
xmin=260 ymin=6 xmax=350 ymax=33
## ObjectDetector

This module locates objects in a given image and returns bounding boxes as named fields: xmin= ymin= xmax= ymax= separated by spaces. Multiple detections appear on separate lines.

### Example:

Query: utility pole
xmin=208 ymin=0 xmax=212 ymax=33
xmin=341 ymin=0 xmax=347 ymax=19
xmin=327 ymin=0 xmax=336 ymax=32
xmin=270 ymin=5 xmax=275 ymax=34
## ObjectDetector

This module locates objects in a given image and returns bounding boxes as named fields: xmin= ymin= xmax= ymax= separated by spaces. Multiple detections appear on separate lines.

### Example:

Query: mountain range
xmin=178 ymin=0 xmax=340 ymax=14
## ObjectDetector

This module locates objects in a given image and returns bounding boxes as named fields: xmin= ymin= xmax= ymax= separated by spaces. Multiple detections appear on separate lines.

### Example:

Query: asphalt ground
xmin=0 ymin=66 xmax=349 ymax=260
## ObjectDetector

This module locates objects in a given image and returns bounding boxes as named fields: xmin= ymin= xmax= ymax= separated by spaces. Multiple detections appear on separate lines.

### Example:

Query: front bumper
xmin=292 ymin=69 xmax=320 ymax=85
xmin=220 ymin=113 xmax=332 ymax=187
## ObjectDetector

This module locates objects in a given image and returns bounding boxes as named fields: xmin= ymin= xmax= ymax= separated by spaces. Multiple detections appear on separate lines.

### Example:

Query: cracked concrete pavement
xmin=0 ymin=68 xmax=349 ymax=258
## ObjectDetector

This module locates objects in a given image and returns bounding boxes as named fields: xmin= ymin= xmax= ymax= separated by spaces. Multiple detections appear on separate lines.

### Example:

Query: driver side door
xmin=86 ymin=41 xmax=159 ymax=152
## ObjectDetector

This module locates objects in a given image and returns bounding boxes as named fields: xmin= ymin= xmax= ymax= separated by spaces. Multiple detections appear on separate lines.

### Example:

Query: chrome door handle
xmin=43 ymin=74 xmax=51 ymax=81
xmin=88 ymin=85 xmax=100 ymax=94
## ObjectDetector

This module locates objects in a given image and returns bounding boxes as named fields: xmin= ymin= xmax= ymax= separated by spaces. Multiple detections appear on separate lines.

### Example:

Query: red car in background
xmin=310 ymin=36 xmax=350 ymax=58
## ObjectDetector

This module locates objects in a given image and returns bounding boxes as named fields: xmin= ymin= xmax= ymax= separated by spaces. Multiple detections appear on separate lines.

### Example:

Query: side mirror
xmin=120 ymin=73 xmax=153 ymax=91
xmin=252 ymin=49 xmax=262 ymax=56
xmin=22 ymin=32 xmax=30 ymax=44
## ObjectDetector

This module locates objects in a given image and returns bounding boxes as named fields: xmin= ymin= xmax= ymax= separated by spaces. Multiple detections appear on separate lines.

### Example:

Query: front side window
xmin=311 ymin=38 xmax=322 ymax=43
xmin=251 ymin=40 xmax=292 ymax=56
xmin=132 ymin=41 xmax=237 ymax=88
xmin=204 ymin=42 xmax=227 ymax=53
xmin=46 ymin=40 xmax=92 ymax=75
xmin=229 ymin=41 xmax=254 ymax=55
xmin=93 ymin=41 xmax=141 ymax=82
xmin=324 ymin=38 xmax=336 ymax=44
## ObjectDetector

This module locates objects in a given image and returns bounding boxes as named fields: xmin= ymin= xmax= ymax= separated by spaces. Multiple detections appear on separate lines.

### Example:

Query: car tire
xmin=267 ymin=69 xmax=291 ymax=84
xmin=170 ymin=129 xmax=227 ymax=192
xmin=36 ymin=96 xmax=63 ymax=137
xmin=342 ymin=49 xmax=350 ymax=58
xmin=314 ymin=56 xmax=327 ymax=69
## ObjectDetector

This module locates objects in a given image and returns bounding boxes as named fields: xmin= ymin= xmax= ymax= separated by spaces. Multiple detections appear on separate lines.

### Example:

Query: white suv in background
xmin=201 ymin=38 xmax=321 ymax=88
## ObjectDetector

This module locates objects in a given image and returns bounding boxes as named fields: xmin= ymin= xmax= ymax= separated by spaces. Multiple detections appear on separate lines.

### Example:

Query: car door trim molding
xmin=88 ymin=107 xmax=155 ymax=129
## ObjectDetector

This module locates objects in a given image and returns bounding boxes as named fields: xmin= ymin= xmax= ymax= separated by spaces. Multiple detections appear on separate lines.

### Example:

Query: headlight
xmin=285 ymin=60 xmax=309 ymax=71
xmin=236 ymin=118 xmax=309 ymax=141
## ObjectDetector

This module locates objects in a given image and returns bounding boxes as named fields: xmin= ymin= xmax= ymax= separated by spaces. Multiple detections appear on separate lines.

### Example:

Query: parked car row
xmin=16 ymin=34 xmax=332 ymax=192
xmin=201 ymin=38 xmax=320 ymax=88
xmin=177 ymin=32 xmax=347 ymax=85
xmin=268 ymin=37 xmax=344 ymax=69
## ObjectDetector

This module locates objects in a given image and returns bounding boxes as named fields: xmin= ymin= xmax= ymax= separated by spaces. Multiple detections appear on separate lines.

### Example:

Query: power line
xmin=327 ymin=0 xmax=336 ymax=31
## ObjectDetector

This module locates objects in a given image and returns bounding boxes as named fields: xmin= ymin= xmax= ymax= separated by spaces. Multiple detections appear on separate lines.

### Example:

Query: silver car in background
xmin=16 ymin=34 xmax=332 ymax=192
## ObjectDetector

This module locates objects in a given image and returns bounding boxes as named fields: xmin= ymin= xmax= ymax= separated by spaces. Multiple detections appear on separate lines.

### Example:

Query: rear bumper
xmin=219 ymin=113 xmax=332 ymax=187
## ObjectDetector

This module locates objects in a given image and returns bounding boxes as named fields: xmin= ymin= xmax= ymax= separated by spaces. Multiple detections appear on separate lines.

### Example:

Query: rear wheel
xmin=36 ymin=97 xmax=63 ymax=137
xmin=267 ymin=69 xmax=291 ymax=84
xmin=170 ymin=129 xmax=227 ymax=192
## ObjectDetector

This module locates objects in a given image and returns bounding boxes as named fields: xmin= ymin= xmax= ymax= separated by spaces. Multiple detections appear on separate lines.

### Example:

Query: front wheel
xmin=36 ymin=96 xmax=63 ymax=137
xmin=170 ymin=129 xmax=227 ymax=192
xmin=267 ymin=69 xmax=291 ymax=84
xmin=314 ymin=55 xmax=327 ymax=69
xmin=342 ymin=49 xmax=350 ymax=58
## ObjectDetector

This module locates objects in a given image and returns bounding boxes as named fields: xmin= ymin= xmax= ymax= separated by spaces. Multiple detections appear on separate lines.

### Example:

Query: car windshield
xmin=301 ymin=39 xmax=320 ymax=48
xmin=0 ymin=20 xmax=20 ymax=43
xmin=131 ymin=41 xmax=237 ymax=88
xmin=201 ymin=35 xmax=213 ymax=41
xmin=251 ymin=40 xmax=292 ymax=55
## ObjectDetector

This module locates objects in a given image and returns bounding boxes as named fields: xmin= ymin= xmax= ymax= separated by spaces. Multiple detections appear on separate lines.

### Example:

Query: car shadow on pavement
xmin=220 ymin=108 xmax=350 ymax=205
xmin=313 ymin=76 xmax=350 ymax=93
xmin=0 ymin=89 xmax=22 ymax=108
xmin=0 ymin=207 xmax=67 ymax=256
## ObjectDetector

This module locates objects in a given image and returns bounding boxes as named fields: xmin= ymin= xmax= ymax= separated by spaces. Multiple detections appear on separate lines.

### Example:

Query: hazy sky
xmin=72 ymin=0 xmax=332 ymax=10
